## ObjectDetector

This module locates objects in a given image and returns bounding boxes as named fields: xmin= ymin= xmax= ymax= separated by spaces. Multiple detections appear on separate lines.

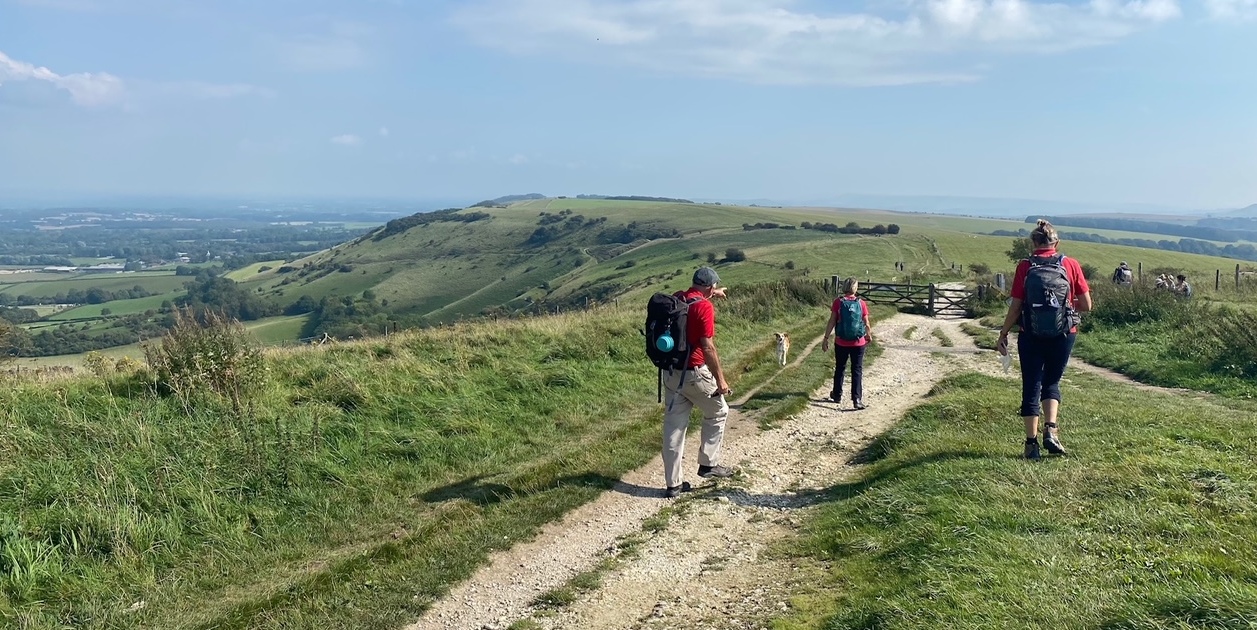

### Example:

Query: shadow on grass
xmin=706 ymin=450 xmax=990 ymax=511
xmin=422 ymin=472 xmax=665 ymax=506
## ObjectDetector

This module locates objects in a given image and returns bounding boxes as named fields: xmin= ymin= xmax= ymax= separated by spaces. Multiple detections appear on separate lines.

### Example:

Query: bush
xmin=706 ymin=252 xmax=718 ymax=264
xmin=1080 ymin=263 xmax=1099 ymax=281
xmin=784 ymin=260 xmax=795 ymax=270
xmin=143 ymin=308 xmax=267 ymax=405
xmin=1085 ymin=284 xmax=1189 ymax=327
xmin=724 ymin=248 xmax=747 ymax=263
xmin=968 ymin=262 xmax=991 ymax=276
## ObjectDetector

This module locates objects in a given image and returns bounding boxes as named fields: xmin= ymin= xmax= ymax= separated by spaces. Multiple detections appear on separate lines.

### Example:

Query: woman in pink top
xmin=996 ymin=220 xmax=1092 ymax=461
xmin=822 ymin=278 xmax=873 ymax=410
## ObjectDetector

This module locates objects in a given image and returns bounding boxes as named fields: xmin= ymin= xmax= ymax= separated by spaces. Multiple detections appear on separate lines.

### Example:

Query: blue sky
xmin=0 ymin=0 xmax=1254 ymax=209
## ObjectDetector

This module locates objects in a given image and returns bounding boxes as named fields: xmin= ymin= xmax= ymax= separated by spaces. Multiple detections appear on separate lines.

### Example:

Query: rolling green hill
xmin=237 ymin=198 xmax=1257 ymax=329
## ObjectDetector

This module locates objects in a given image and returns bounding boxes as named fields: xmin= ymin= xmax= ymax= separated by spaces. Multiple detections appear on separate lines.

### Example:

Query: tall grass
xmin=0 ymin=279 xmax=835 ymax=629
xmin=1077 ymin=284 xmax=1257 ymax=397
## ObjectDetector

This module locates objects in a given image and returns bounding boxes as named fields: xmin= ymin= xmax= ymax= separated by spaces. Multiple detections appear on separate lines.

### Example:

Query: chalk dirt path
xmin=408 ymin=313 xmax=1011 ymax=630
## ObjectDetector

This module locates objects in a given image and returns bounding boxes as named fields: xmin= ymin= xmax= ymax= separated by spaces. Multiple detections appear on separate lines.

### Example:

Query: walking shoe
xmin=697 ymin=465 xmax=735 ymax=479
xmin=853 ymin=400 xmax=867 ymax=410
xmin=829 ymin=390 xmax=841 ymax=404
xmin=1043 ymin=433 xmax=1067 ymax=456
xmin=664 ymin=482 xmax=691 ymax=498
xmin=1024 ymin=437 xmax=1041 ymax=461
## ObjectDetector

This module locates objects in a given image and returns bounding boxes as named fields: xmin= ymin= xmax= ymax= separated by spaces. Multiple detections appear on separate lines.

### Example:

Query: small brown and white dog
xmin=774 ymin=332 xmax=790 ymax=366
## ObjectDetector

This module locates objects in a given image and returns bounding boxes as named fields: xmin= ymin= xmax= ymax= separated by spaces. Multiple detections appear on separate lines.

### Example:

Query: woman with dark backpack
xmin=822 ymin=278 xmax=873 ymax=410
xmin=996 ymin=220 xmax=1092 ymax=460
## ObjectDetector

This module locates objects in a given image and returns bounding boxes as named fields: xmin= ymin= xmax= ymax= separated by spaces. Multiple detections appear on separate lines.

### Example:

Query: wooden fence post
xmin=928 ymin=283 xmax=937 ymax=316
xmin=1138 ymin=262 xmax=1143 ymax=284
xmin=831 ymin=275 xmax=840 ymax=295
xmin=1238 ymin=264 xmax=1242 ymax=291
xmin=1216 ymin=269 xmax=1221 ymax=291
xmin=995 ymin=273 xmax=1006 ymax=291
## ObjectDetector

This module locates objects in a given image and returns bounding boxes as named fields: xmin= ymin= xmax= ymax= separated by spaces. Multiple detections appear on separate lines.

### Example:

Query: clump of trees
xmin=0 ymin=284 xmax=156 ymax=307
xmin=595 ymin=221 xmax=681 ymax=245
xmin=799 ymin=222 xmax=899 ymax=235
xmin=372 ymin=208 xmax=491 ymax=241
xmin=179 ymin=270 xmax=278 ymax=322
xmin=742 ymin=222 xmax=797 ymax=231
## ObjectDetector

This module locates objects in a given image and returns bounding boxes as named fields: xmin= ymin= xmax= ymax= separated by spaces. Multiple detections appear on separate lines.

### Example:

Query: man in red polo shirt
xmin=661 ymin=266 xmax=734 ymax=498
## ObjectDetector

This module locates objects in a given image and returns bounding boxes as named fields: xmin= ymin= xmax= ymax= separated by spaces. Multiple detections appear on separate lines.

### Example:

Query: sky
xmin=0 ymin=0 xmax=1255 ymax=210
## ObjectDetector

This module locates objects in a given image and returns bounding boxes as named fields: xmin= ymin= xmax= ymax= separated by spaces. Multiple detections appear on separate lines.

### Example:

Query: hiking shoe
xmin=697 ymin=465 xmax=735 ymax=479
xmin=1024 ymin=437 xmax=1041 ymax=461
xmin=1043 ymin=433 xmax=1067 ymax=456
xmin=664 ymin=482 xmax=691 ymax=498
xmin=853 ymin=400 xmax=867 ymax=410
xmin=829 ymin=391 xmax=841 ymax=404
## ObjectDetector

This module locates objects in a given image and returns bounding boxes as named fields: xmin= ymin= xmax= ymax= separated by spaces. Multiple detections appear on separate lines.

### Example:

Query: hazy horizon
xmin=2 ymin=0 xmax=1255 ymax=209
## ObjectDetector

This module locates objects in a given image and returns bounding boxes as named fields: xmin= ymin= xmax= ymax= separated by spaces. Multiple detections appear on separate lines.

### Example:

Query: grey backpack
xmin=1022 ymin=255 xmax=1073 ymax=338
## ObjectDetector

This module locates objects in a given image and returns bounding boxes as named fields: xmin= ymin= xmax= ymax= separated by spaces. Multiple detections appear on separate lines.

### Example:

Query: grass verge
xmin=775 ymin=371 xmax=1257 ymax=629
xmin=930 ymin=327 xmax=954 ymax=347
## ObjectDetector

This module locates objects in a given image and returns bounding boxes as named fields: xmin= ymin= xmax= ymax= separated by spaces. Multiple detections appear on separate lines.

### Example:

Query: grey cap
xmin=692 ymin=266 xmax=720 ymax=287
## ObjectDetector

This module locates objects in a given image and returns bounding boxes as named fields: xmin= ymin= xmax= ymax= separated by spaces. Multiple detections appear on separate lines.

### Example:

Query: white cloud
xmin=379 ymin=126 xmax=390 ymax=137
xmin=331 ymin=134 xmax=364 ymax=146
xmin=451 ymin=0 xmax=1182 ymax=86
xmin=0 ymin=49 xmax=125 ymax=106
xmin=1203 ymin=0 xmax=1257 ymax=19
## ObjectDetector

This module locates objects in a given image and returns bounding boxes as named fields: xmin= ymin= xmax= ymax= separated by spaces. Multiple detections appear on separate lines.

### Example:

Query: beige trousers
xmin=662 ymin=365 xmax=729 ymax=488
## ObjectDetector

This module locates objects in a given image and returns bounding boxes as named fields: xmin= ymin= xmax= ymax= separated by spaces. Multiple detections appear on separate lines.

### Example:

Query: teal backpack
xmin=837 ymin=298 xmax=866 ymax=341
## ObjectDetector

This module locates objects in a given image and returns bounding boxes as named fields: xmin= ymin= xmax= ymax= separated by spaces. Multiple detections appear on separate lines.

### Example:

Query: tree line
xmin=992 ymin=229 xmax=1257 ymax=262
xmin=1028 ymin=216 xmax=1257 ymax=243
xmin=800 ymin=221 xmax=901 ymax=235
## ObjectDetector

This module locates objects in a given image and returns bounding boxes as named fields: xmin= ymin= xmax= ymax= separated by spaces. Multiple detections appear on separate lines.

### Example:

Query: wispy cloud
xmin=277 ymin=21 xmax=371 ymax=72
xmin=331 ymin=134 xmax=364 ymax=146
xmin=0 ymin=49 xmax=125 ymax=106
xmin=452 ymin=0 xmax=1183 ymax=86
xmin=0 ymin=49 xmax=276 ymax=108
xmin=1203 ymin=0 xmax=1257 ymax=19
xmin=378 ymin=126 xmax=390 ymax=137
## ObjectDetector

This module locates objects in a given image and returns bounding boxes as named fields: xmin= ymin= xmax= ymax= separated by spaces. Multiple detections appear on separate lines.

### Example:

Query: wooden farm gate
xmin=854 ymin=281 xmax=975 ymax=317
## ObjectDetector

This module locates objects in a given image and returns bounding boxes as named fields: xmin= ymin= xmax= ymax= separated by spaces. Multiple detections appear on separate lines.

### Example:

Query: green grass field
xmin=224 ymin=260 xmax=288 ymax=282
xmin=0 ymin=272 xmax=184 ymax=299
xmin=48 ymin=293 xmax=178 ymax=321
xmin=245 ymin=313 xmax=311 ymax=343
xmin=779 ymin=371 xmax=1257 ymax=628
xmin=0 ymin=281 xmax=835 ymax=629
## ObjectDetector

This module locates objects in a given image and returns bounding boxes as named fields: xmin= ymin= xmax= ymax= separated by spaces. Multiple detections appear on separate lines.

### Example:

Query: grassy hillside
xmin=238 ymin=199 xmax=1257 ymax=328
xmin=0 ymin=280 xmax=833 ymax=629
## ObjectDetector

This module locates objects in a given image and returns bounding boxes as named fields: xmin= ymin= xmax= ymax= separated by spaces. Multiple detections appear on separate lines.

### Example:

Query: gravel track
xmin=407 ymin=313 xmax=1006 ymax=630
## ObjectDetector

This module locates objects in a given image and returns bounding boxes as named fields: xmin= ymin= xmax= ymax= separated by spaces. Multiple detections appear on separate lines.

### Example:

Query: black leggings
xmin=1017 ymin=333 xmax=1076 ymax=417
xmin=832 ymin=345 xmax=866 ymax=402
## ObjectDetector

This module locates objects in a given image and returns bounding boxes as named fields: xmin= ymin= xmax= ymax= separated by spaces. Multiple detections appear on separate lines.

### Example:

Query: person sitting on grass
xmin=996 ymin=220 xmax=1092 ymax=461
xmin=1176 ymin=274 xmax=1193 ymax=299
